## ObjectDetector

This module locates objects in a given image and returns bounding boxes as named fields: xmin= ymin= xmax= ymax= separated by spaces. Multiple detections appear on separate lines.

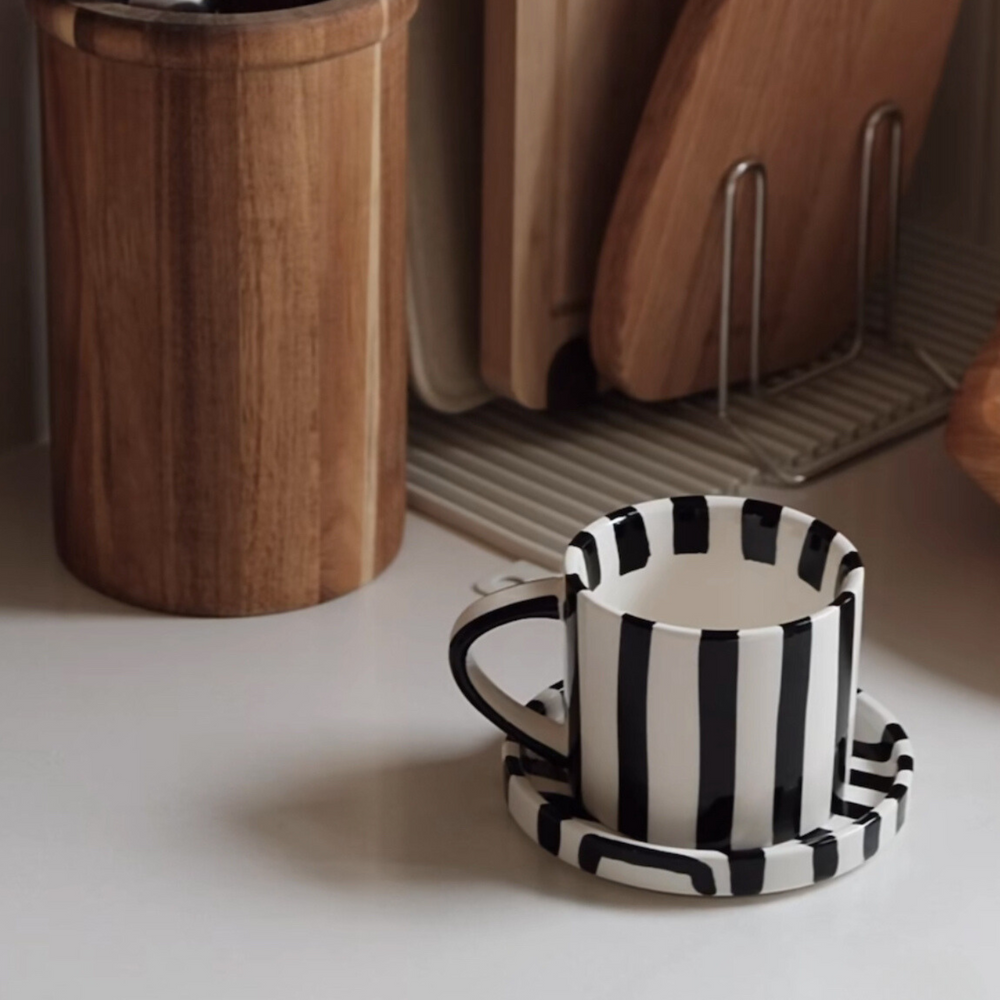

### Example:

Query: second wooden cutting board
xmin=592 ymin=0 xmax=962 ymax=403
xmin=480 ymin=0 xmax=685 ymax=410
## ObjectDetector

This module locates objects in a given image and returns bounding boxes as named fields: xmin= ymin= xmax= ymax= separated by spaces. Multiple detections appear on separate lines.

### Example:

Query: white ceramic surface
xmin=4 ymin=433 xmax=1000 ymax=999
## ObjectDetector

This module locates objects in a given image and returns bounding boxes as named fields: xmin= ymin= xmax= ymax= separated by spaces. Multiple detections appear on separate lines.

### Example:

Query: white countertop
xmin=2 ymin=430 xmax=999 ymax=999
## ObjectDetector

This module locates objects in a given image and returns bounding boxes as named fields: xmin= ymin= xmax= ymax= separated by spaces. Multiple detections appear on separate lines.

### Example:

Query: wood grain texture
xmin=947 ymin=316 xmax=1000 ymax=506
xmin=33 ymin=0 xmax=415 ymax=616
xmin=592 ymin=0 xmax=962 ymax=403
xmin=30 ymin=0 xmax=416 ymax=69
xmin=480 ymin=0 xmax=683 ymax=410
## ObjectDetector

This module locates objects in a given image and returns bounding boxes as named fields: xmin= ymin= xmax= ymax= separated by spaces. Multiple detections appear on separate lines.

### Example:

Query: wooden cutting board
xmin=407 ymin=0 xmax=492 ymax=413
xmin=592 ymin=0 xmax=962 ymax=403
xmin=947 ymin=316 xmax=1000 ymax=506
xmin=480 ymin=0 xmax=685 ymax=410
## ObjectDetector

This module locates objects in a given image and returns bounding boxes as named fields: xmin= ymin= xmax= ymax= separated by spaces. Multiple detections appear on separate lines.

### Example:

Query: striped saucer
xmin=503 ymin=685 xmax=913 ymax=897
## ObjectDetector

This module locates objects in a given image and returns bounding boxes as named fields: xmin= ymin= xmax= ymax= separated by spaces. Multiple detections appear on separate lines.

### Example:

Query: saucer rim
xmin=502 ymin=685 xmax=912 ymax=897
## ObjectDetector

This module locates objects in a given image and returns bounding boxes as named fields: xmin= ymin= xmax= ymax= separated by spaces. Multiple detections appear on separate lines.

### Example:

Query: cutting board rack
xmin=407 ymin=105 xmax=998 ymax=568
xmin=711 ymin=103 xmax=959 ymax=485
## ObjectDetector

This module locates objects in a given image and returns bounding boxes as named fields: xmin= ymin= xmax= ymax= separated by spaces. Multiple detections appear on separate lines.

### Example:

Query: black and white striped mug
xmin=450 ymin=496 xmax=864 ymax=851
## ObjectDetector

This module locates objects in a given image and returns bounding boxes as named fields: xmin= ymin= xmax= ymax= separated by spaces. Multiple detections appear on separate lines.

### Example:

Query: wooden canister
xmin=29 ymin=0 xmax=417 ymax=615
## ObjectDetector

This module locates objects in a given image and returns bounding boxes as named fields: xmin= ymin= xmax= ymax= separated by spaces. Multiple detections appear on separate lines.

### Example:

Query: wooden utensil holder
xmin=30 ymin=0 xmax=417 ymax=616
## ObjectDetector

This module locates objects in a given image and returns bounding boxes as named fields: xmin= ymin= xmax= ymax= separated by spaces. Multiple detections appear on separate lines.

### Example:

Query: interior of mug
xmin=565 ymin=496 xmax=861 ymax=631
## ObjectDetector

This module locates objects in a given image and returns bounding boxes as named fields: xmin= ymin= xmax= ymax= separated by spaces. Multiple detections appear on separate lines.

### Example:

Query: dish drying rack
xmin=407 ymin=104 xmax=1000 ymax=570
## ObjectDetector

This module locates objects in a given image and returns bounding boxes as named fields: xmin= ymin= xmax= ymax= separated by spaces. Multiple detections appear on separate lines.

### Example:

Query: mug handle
xmin=449 ymin=576 xmax=569 ymax=766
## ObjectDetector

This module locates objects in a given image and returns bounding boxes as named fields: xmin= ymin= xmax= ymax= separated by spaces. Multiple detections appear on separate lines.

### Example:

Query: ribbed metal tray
xmin=408 ymin=224 xmax=1000 ymax=569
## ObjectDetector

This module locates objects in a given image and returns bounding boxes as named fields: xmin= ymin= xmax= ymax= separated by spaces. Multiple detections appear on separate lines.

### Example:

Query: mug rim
xmin=565 ymin=495 xmax=863 ymax=637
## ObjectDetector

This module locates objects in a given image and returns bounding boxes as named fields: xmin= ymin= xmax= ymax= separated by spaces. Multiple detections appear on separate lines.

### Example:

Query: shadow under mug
xmin=449 ymin=496 xmax=865 ymax=852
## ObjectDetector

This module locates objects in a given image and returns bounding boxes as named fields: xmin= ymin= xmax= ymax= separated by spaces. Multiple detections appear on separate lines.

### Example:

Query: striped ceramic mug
xmin=449 ymin=496 xmax=864 ymax=851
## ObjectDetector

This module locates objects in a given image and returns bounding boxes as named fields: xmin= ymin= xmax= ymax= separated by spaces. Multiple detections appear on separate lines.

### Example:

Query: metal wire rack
xmin=407 ymin=107 xmax=1000 ymax=570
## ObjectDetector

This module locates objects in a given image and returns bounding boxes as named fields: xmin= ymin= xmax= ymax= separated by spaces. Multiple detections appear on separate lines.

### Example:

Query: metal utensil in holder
xmin=715 ymin=102 xmax=960 ymax=485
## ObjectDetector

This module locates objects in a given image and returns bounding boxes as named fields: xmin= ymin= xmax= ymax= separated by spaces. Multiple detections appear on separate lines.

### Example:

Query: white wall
xmin=0 ymin=1 xmax=994 ymax=456
xmin=0 ymin=0 xmax=46 ymax=453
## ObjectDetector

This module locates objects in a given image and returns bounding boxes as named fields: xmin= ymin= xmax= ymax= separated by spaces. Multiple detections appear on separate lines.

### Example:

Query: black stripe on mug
xmin=672 ymin=496 xmax=710 ymax=554
xmin=837 ymin=550 xmax=864 ymax=592
xmin=607 ymin=506 xmax=651 ymax=575
xmin=563 ymin=578 xmax=584 ymax=798
xmin=569 ymin=531 xmax=601 ymax=590
xmin=773 ymin=617 xmax=812 ymax=842
xmin=696 ymin=630 xmax=739 ymax=851
xmin=563 ymin=572 xmax=586 ymax=619
xmin=741 ymin=499 xmax=782 ymax=564
xmin=617 ymin=614 xmax=654 ymax=841
xmin=833 ymin=591 xmax=856 ymax=798
xmin=798 ymin=519 xmax=837 ymax=591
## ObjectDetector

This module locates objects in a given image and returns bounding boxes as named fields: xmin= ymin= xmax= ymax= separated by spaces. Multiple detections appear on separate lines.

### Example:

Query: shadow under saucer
xmin=228 ymin=739 xmax=770 ymax=911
